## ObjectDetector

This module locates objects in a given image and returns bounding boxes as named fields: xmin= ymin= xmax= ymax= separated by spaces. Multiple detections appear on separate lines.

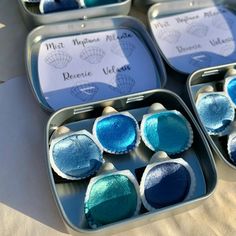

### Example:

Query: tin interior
xmin=26 ymin=16 xmax=166 ymax=112
xmin=18 ymin=0 xmax=132 ymax=28
xmin=148 ymin=0 xmax=236 ymax=74
xmin=187 ymin=62 xmax=236 ymax=169
xmin=46 ymin=89 xmax=217 ymax=234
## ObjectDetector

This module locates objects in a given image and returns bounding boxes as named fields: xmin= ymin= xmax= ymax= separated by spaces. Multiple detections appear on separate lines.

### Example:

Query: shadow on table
xmin=0 ymin=0 xmax=28 ymax=82
xmin=0 ymin=77 xmax=68 ymax=234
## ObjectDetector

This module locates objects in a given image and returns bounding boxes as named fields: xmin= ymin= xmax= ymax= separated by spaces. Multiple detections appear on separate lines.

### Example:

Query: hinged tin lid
xmin=26 ymin=16 xmax=166 ymax=112
xmin=148 ymin=0 xmax=236 ymax=74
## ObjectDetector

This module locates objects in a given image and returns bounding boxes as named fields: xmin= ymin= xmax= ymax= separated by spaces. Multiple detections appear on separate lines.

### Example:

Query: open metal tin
xmin=148 ymin=0 xmax=236 ymax=75
xmin=187 ymin=62 xmax=236 ymax=171
xmin=18 ymin=0 xmax=132 ymax=28
xmin=26 ymin=16 xmax=167 ymax=112
xmin=46 ymin=89 xmax=217 ymax=235
xmin=24 ymin=7 xmax=217 ymax=234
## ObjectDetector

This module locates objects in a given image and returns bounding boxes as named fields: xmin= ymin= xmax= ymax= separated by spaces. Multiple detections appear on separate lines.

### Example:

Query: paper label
xmin=38 ymin=29 xmax=159 ymax=110
xmin=150 ymin=6 xmax=236 ymax=74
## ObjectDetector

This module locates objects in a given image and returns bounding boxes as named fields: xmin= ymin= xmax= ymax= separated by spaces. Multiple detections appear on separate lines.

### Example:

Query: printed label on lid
xmin=38 ymin=29 xmax=159 ymax=110
xmin=150 ymin=6 xmax=236 ymax=74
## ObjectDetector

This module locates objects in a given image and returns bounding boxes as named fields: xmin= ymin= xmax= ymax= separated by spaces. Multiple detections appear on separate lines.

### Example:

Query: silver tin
xmin=18 ymin=0 xmax=132 ymax=28
xmin=46 ymin=89 xmax=217 ymax=236
xmin=187 ymin=62 xmax=236 ymax=171
xmin=147 ymin=0 xmax=236 ymax=75
xmin=26 ymin=16 xmax=167 ymax=112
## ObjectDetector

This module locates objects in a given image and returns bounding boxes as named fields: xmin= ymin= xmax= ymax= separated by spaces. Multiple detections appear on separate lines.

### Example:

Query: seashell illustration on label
xmin=220 ymin=43 xmax=235 ymax=57
xmin=187 ymin=23 xmax=209 ymax=38
xmin=80 ymin=46 xmax=105 ymax=64
xmin=212 ymin=16 xmax=234 ymax=31
xmin=71 ymin=81 xmax=99 ymax=101
xmin=189 ymin=53 xmax=212 ymax=68
xmin=111 ymin=41 xmax=136 ymax=58
xmin=109 ymin=74 xmax=135 ymax=95
xmin=157 ymin=29 xmax=181 ymax=44
xmin=45 ymin=51 xmax=72 ymax=69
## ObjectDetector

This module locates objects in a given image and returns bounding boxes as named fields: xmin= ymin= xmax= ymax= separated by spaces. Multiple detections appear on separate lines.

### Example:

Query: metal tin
xmin=187 ymin=62 xmax=236 ymax=170
xmin=26 ymin=16 xmax=167 ymax=112
xmin=18 ymin=0 xmax=132 ymax=28
xmin=46 ymin=89 xmax=217 ymax=236
xmin=147 ymin=0 xmax=236 ymax=75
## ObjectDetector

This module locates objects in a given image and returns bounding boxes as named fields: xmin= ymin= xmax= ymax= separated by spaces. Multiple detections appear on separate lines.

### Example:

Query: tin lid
xmin=26 ymin=16 xmax=166 ymax=112
xmin=148 ymin=0 xmax=236 ymax=75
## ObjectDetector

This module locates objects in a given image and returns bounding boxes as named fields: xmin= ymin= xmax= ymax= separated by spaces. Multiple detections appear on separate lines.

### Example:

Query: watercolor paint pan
xmin=25 ymin=16 xmax=166 ymax=112
xmin=18 ymin=0 xmax=132 ymax=29
xmin=148 ymin=0 xmax=236 ymax=75
xmin=46 ymin=89 xmax=217 ymax=236
xmin=187 ymin=62 xmax=236 ymax=172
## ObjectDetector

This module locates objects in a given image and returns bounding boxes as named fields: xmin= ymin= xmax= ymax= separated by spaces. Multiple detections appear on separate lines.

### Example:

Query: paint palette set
xmin=19 ymin=0 xmax=131 ymax=26
xmin=46 ymin=91 xmax=213 ymax=234
xmin=49 ymin=104 xmax=196 ymax=229
xmin=18 ymin=0 xmax=236 ymax=235
xmin=23 ymin=0 xmax=125 ymax=14
xmin=188 ymin=65 xmax=236 ymax=170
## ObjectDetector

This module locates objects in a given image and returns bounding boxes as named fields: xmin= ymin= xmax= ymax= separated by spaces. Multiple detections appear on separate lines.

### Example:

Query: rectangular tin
xmin=18 ymin=0 xmax=132 ymax=29
xmin=46 ymin=89 xmax=217 ymax=235
xmin=23 ymin=4 xmax=217 ymax=234
xmin=187 ymin=63 xmax=236 ymax=172
xmin=147 ymin=0 xmax=236 ymax=75
xmin=26 ymin=16 xmax=167 ymax=112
